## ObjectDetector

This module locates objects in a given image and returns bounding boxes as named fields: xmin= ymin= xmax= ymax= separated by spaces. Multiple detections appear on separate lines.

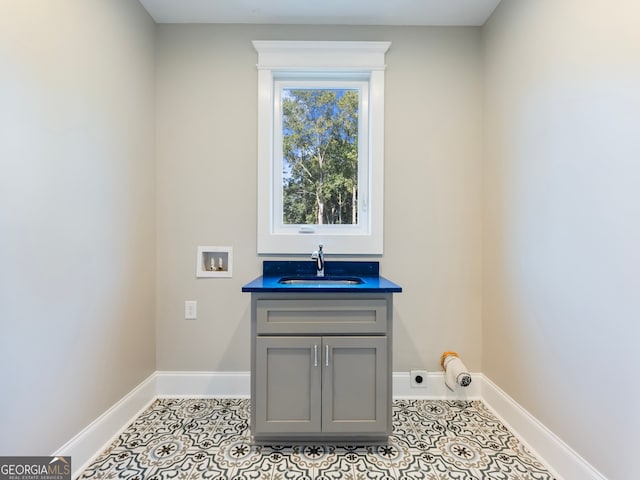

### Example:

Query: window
xmin=275 ymin=78 xmax=368 ymax=232
xmin=254 ymin=41 xmax=390 ymax=254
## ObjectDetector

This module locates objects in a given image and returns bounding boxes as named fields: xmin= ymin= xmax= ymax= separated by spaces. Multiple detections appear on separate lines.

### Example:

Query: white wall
xmin=0 ymin=0 xmax=156 ymax=454
xmin=483 ymin=1 xmax=640 ymax=478
xmin=155 ymin=25 xmax=483 ymax=374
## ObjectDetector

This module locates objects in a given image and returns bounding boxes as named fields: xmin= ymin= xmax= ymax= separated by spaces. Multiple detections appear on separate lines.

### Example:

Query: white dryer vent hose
xmin=440 ymin=351 xmax=472 ymax=391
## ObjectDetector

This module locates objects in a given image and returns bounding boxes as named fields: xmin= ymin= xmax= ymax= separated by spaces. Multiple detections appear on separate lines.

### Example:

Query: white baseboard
xmin=153 ymin=370 xmax=479 ymax=400
xmin=155 ymin=370 xmax=250 ymax=398
xmin=53 ymin=372 xmax=156 ymax=478
xmin=393 ymin=371 xmax=482 ymax=399
xmin=58 ymin=371 xmax=607 ymax=480
xmin=481 ymin=375 xmax=607 ymax=480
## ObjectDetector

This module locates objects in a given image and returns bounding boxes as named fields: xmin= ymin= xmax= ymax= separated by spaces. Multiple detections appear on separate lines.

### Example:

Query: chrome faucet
xmin=311 ymin=244 xmax=325 ymax=277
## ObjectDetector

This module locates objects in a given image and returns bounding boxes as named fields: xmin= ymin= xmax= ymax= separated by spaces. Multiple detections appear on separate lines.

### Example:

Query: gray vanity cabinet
xmin=250 ymin=293 xmax=392 ymax=442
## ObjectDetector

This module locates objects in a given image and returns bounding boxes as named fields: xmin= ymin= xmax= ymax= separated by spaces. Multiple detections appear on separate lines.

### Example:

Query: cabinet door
xmin=322 ymin=336 xmax=388 ymax=434
xmin=254 ymin=336 xmax=322 ymax=434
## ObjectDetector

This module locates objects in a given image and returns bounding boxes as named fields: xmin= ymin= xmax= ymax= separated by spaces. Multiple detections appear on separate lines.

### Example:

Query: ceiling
xmin=139 ymin=0 xmax=502 ymax=26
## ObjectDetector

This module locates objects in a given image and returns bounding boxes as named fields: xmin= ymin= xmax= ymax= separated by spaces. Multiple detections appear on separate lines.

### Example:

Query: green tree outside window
xmin=282 ymin=89 xmax=359 ymax=226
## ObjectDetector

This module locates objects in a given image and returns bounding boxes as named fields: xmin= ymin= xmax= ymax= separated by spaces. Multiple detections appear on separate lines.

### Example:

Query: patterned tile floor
xmin=77 ymin=398 xmax=556 ymax=479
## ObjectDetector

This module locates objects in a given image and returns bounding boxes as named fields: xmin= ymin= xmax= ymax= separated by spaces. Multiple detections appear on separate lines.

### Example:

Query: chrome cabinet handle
xmin=325 ymin=344 xmax=329 ymax=367
xmin=314 ymin=344 xmax=318 ymax=367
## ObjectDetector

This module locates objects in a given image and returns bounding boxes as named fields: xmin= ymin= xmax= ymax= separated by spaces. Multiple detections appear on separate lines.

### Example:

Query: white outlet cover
xmin=410 ymin=369 xmax=428 ymax=388
xmin=185 ymin=301 xmax=197 ymax=320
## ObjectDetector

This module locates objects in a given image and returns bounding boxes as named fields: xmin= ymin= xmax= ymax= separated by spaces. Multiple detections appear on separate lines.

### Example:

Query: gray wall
xmin=483 ymin=1 xmax=640 ymax=478
xmin=6 ymin=3 xmax=634 ymax=476
xmin=0 ymin=0 xmax=156 ymax=454
xmin=155 ymin=25 xmax=483 ymax=374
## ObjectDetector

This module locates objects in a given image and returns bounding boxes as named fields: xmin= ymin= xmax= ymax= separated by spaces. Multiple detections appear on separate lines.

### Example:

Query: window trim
xmin=253 ymin=41 xmax=390 ymax=255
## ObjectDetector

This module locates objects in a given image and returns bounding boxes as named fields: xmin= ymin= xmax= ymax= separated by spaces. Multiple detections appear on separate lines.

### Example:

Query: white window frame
xmin=253 ymin=41 xmax=390 ymax=255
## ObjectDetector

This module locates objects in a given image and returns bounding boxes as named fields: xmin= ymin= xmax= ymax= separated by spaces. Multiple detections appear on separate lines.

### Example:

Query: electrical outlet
xmin=185 ymin=300 xmax=197 ymax=320
xmin=410 ymin=369 xmax=428 ymax=388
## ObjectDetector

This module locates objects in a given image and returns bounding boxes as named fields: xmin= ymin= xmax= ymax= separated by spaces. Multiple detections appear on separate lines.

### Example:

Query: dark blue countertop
xmin=242 ymin=261 xmax=402 ymax=293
